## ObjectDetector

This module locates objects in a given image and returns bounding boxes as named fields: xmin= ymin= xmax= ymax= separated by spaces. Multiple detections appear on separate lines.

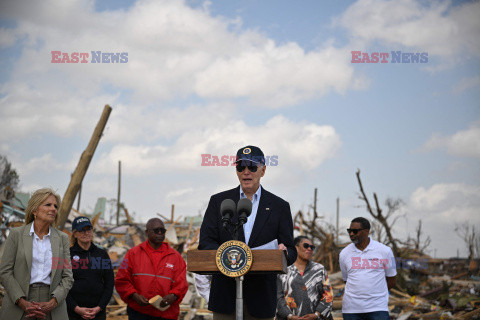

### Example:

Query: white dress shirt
xmin=29 ymin=223 xmax=52 ymax=285
xmin=240 ymin=185 xmax=261 ymax=245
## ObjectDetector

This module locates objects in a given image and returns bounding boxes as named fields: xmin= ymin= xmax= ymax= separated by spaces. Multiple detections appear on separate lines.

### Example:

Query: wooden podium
xmin=187 ymin=249 xmax=287 ymax=275
xmin=188 ymin=248 xmax=287 ymax=319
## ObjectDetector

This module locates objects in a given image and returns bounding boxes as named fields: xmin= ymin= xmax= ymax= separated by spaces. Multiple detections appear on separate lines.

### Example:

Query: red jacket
xmin=115 ymin=241 xmax=188 ymax=319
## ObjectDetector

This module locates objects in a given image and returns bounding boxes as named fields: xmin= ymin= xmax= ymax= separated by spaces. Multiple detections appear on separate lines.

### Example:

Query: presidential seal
xmin=216 ymin=240 xmax=253 ymax=277
xmin=242 ymin=147 xmax=251 ymax=155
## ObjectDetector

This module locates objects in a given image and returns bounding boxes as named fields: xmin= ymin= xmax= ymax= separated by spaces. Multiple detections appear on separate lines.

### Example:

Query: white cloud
xmin=410 ymin=183 xmax=480 ymax=218
xmin=102 ymin=102 xmax=237 ymax=144
xmin=336 ymin=0 xmax=480 ymax=58
xmin=0 ymin=0 xmax=362 ymax=127
xmin=422 ymin=123 xmax=480 ymax=158
xmin=407 ymin=183 xmax=480 ymax=257
xmin=166 ymin=187 xmax=194 ymax=200
xmin=452 ymin=76 xmax=480 ymax=94
xmin=194 ymin=43 xmax=362 ymax=108
xmin=0 ymin=82 xmax=118 ymax=141
xmin=15 ymin=153 xmax=67 ymax=175
xmin=92 ymin=114 xmax=342 ymax=176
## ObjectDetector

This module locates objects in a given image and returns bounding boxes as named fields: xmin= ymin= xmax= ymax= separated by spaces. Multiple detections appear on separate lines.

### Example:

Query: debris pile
xmin=328 ymin=262 xmax=480 ymax=320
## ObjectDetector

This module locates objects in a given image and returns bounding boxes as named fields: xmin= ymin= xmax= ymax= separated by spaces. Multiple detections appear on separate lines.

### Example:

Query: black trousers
xmin=126 ymin=306 xmax=173 ymax=320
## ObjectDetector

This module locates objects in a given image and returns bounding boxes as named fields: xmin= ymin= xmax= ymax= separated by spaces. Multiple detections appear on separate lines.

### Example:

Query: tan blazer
xmin=0 ymin=222 xmax=74 ymax=320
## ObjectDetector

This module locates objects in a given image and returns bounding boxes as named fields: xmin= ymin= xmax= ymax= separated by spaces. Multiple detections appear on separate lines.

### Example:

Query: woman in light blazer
xmin=0 ymin=188 xmax=74 ymax=320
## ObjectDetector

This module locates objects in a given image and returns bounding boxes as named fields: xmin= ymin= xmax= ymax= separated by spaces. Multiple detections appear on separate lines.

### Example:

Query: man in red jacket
xmin=115 ymin=218 xmax=188 ymax=320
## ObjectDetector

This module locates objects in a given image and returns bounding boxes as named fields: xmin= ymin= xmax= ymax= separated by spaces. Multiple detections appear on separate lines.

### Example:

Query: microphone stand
xmin=236 ymin=274 xmax=244 ymax=320
xmin=223 ymin=218 xmax=247 ymax=320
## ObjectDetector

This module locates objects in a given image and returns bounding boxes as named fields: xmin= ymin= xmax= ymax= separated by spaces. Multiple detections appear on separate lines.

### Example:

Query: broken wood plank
xmin=108 ymin=306 xmax=127 ymax=316
xmin=112 ymin=293 xmax=126 ymax=306
xmin=391 ymin=288 xmax=412 ymax=299
xmin=127 ymin=225 xmax=142 ymax=246
xmin=454 ymin=308 xmax=480 ymax=320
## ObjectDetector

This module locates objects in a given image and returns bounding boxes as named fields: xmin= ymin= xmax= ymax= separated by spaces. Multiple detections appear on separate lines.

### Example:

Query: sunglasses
xmin=347 ymin=228 xmax=366 ymax=235
xmin=236 ymin=161 xmax=260 ymax=173
xmin=302 ymin=243 xmax=316 ymax=250
xmin=78 ymin=227 xmax=93 ymax=233
xmin=149 ymin=227 xmax=167 ymax=235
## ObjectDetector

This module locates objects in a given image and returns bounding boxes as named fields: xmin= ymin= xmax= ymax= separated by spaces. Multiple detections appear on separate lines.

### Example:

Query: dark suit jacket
xmin=199 ymin=186 xmax=296 ymax=317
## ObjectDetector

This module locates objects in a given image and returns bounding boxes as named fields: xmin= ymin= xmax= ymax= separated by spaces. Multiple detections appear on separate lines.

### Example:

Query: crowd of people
xmin=0 ymin=189 xmax=188 ymax=320
xmin=0 ymin=146 xmax=397 ymax=320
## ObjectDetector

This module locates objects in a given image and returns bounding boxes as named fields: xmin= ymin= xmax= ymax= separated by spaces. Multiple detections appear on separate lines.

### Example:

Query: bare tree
xmin=405 ymin=219 xmax=431 ymax=254
xmin=370 ymin=220 xmax=388 ymax=244
xmin=0 ymin=155 xmax=20 ymax=199
xmin=293 ymin=188 xmax=341 ymax=271
xmin=412 ymin=219 xmax=431 ymax=252
xmin=355 ymin=169 xmax=402 ymax=257
xmin=294 ymin=209 xmax=339 ymax=271
xmin=455 ymin=223 xmax=476 ymax=260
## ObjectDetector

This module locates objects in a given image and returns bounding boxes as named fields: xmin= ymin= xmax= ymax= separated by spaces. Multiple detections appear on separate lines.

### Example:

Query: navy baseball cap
xmin=72 ymin=216 xmax=93 ymax=231
xmin=236 ymin=145 xmax=265 ymax=165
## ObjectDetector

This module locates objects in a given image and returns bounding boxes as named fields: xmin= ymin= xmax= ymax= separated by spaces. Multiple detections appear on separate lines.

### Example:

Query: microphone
xmin=237 ymin=198 xmax=252 ymax=225
xmin=220 ymin=199 xmax=236 ymax=228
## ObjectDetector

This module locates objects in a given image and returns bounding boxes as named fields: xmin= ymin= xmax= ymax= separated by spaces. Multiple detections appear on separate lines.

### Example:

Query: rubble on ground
xmin=1 ymin=200 xmax=478 ymax=319
xmin=328 ymin=261 xmax=480 ymax=320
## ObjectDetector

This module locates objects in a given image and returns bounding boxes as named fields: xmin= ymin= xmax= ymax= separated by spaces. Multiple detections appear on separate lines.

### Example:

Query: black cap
xmin=236 ymin=145 xmax=265 ymax=165
xmin=72 ymin=216 xmax=93 ymax=231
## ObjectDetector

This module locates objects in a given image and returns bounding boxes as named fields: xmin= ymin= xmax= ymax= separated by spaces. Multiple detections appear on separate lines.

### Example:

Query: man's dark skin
xmin=130 ymin=218 xmax=178 ymax=309
xmin=347 ymin=222 xmax=396 ymax=290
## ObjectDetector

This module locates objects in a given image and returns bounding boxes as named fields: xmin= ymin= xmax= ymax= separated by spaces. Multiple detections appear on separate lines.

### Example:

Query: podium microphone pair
xmin=220 ymin=198 xmax=252 ymax=228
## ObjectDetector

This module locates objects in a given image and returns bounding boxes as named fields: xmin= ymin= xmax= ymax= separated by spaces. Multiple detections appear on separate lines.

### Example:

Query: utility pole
xmin=57 ymin=105 xmax=112 ymax=229
xmin=76 ymin=183 xmax=82 ymax=211
xmin=71 ymin=172 xmax=82 ymax=212
xmin=116 ymin=160 xmax=121 ymax=226
xmin=313 ymin=188 xmax=317 ymax=217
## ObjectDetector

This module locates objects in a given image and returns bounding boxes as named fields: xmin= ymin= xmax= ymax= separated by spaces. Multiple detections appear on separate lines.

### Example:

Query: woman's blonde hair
xmin=69 ymin=231 xmax=77 ymax=247
xmin=25 ymin=188 xmax=61 ymax=225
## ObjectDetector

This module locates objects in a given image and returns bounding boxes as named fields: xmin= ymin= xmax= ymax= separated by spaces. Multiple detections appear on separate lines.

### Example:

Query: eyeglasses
xmin=347 ymin=228 xmax=366 ymax=235
xmin=149 ymin=227 xmax=167 ymax=235
xmin=302 ymin=243 xmax=316 ymax=250
xmin=236 ymin=161 xmax=260 ymax=173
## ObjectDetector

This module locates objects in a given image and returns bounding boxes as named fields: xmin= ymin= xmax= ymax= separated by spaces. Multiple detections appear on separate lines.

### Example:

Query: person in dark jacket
xmin=66 ymin=216 xmax=114 ymax=320
xmin=199 ymin=145 xmax=296 ymax=319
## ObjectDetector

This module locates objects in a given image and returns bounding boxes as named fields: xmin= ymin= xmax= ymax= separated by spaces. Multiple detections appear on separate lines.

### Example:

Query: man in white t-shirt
xmin=339 ymin=217 xmax=397 ymax=320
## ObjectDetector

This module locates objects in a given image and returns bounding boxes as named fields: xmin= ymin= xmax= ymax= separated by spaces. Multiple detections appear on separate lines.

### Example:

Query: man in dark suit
xmin=199 ymin=145 xmax=296 ymax=319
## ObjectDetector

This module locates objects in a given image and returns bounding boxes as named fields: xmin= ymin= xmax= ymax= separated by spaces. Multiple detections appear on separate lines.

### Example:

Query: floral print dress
xmin=277 ymin=261 xmax=334 ymax=319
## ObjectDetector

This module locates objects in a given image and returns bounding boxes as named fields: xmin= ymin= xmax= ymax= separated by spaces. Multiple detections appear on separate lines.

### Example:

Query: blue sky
xmin=0 ymin=0 xmax=479 ymax=258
